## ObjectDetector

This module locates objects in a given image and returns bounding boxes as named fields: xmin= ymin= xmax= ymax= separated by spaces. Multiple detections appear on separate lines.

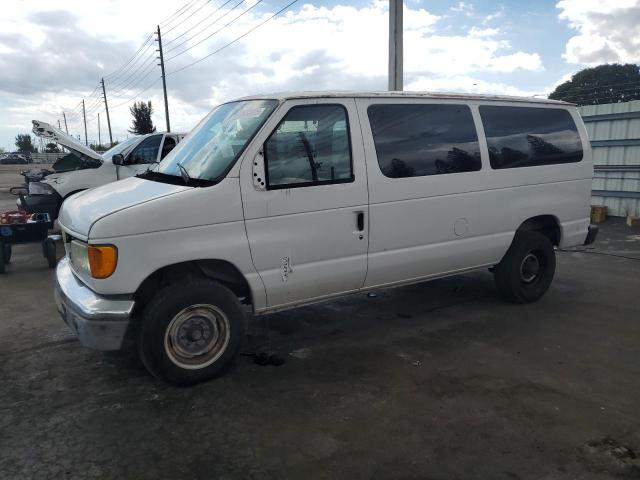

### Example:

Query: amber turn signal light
xmin=88 ymin=245 xmax=118 ymax=279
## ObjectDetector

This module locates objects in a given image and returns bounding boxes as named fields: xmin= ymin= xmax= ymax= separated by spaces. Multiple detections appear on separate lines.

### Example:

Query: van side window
xmin=367 ymin=104 xmax=481 ymax=178
xmin=128 ymin=134 xmax=163 ymax=164
xmin=480 ymin=106 xmax=583 ymax=169
xmin=264 ymin=105 xmax=353 ymax=189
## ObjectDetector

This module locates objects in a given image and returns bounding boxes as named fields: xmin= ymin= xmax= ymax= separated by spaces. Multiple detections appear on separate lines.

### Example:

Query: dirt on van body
xmin=1 ymin=185 xmax=639 ymax=479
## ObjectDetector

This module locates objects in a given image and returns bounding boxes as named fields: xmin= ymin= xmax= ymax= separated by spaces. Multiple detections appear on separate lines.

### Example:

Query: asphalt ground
xmin=1 ymin=182 xmax=639 ymax=479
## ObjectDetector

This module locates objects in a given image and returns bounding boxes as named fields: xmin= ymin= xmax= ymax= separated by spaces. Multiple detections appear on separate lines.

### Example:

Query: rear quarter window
xmin=480 ymin=106 xmax=583 ymax=169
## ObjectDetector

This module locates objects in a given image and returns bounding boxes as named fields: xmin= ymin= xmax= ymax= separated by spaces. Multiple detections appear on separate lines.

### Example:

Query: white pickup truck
xmin=54 ymin=91 xmax=597 ymax=385
xmin=19 ymin=120 xmax=184 ymax=220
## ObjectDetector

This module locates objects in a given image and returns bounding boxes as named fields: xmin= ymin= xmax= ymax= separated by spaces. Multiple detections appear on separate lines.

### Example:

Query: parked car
xmin=54 ymin=91 xmax=597 ymax=385
xmin=18 ymin=120 xmax=185 ymax=220
xmin=0 ymin=152 xmax=29 ymax=164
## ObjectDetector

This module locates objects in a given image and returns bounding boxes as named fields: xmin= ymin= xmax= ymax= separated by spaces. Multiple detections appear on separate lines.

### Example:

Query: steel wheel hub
xmin=520 ymin=252 xmax=541 ymax=283
xmin=164 ymin=304 xmax=230 ymax=369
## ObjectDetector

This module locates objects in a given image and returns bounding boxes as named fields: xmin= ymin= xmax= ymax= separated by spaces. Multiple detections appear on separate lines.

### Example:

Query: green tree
xmin=549 ymin=64 xmax=640 ymax=105
xmin=15 ymin=134 xmax=36 ymax=153
xmin=128 ymin=100 xmax=156 ymax=135
xmin=44 ymin=142 xmax=60 ymax=153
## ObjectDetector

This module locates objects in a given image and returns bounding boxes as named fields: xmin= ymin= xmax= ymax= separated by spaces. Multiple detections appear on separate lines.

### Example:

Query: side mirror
xmin=112 ymin=154 xmax=125 ymax=166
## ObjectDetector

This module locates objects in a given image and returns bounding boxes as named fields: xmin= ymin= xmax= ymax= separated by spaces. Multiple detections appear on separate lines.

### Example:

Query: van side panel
xmin=357 ymin=98 xmax=592 ymax=290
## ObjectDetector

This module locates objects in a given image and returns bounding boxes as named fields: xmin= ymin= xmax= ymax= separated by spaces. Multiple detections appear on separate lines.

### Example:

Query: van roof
xmin=237 ymin=91 xmax=571 ymax=106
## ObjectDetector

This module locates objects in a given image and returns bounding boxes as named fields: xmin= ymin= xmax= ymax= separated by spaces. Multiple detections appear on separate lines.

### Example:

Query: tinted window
xmin=128 ymin=134 xmax=162 ymax=164
xmin=265 ymin=105 xmax=353 ymax=188
xmin=368 ymin=104 xmax=481 ymax=178
xmin=480 ymin=106 xmax=583 ymax=169
xmin=160 ymin=136 xmax=176 ymax=159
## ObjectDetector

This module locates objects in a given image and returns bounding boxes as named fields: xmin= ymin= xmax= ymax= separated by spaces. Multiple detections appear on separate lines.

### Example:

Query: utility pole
xmin=82 ymin=99 xmax=88 ymax=146
xmin=101 ymin=77 xmax=113 ymax=146
xmin=388 ymin=0 xmax=403 ymax=91
xmin=98 ymin=113 xmax=102 ymax=147
xmin=156 ymin=25 xmax=171 ymax=132
xmin=62 ymin=112 xmax=69 ymax=134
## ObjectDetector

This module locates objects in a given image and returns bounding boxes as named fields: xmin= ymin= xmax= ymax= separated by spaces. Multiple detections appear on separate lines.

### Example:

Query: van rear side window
xmin=480 ymin=106 xmax=583 ymax=169
xmin=367 ymin=104 xmax=481 ymax=178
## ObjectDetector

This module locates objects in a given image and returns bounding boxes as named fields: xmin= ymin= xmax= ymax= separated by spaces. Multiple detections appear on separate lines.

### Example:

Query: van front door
xmin=240 ymin=99 xmax=369 ymax=310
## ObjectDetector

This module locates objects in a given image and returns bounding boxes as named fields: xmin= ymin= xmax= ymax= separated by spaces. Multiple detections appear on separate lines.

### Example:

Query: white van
xmin=54 ymin=92 xmax=597 ymax=385
xmin=19 ymin=120 xmax=184 ymax=220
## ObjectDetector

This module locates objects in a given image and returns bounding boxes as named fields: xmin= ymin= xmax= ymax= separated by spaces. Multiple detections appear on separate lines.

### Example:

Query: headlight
xmin=69 ymin=240 xmax=118 ymax=279
xmin=28 ymin=181 xmax=55 ymax=195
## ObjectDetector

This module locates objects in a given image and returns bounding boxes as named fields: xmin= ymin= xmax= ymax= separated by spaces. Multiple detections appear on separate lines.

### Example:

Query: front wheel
xmin=494 ymin=231 xmax=556 ymax=303
xmin=138 ymin=279 xmax=245 ymax=385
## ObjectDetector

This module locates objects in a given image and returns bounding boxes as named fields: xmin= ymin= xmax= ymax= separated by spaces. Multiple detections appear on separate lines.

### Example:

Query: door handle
xmin=356 ymin=211 xmax=364 ymax=231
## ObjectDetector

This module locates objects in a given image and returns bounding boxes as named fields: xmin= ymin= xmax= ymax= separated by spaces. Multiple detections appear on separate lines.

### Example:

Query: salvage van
xmin=19 ymin=121 xmax=184 ymax=220
xmin=54 ymin=92 xmax=597 ymax=385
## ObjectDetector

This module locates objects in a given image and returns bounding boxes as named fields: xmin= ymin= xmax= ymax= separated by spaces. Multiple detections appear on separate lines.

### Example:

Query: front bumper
xmin=18 ymin=192 xmax=61 ymax=221
xmin=54 ymin=257 xmax=134 ymax=351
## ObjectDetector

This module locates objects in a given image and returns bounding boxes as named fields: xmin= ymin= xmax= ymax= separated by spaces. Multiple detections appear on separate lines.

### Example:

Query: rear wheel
xmin=3 ymin=244 xmax=11 ymax=264
xmin=494 ymin=231 xmax=556 ymax=303
xmin=138 ymin=279 xmax=245 ymax=385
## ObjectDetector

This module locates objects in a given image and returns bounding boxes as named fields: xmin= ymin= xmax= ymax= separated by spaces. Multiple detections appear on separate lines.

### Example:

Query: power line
xmin=162 ymin=0 xmax=209 ymax=32
xmin=164 ymin=0 xmax=235 ymax=47
xmin=104 ymin=45 xmax=157 ymax=92
xmin=107 ymin=60 xmax=159 ymax=98
xmin=167 ymin=0 xmax=300 ymax=76
xmin=166 ymin=0 xmax=263 ymax=61
xmin=109 ymin=78 xmax=163 ymax=110
xmin=159 ymin=0 xmax=200 ymax=26
xmin=164 ymin=0 xmax=245 ymax=55
xmin=103 ymin=34 xmax=154 ymax=82
xmin=163 ymin=0 xmax=214 ymax=37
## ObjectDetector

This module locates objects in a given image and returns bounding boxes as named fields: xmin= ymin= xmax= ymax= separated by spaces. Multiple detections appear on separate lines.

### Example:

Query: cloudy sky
xmin=1 ymin=0 xmax=639 ymax=150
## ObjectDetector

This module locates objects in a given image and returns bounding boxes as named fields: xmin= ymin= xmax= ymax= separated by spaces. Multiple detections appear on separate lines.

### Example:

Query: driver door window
xmin=264 ymin=105 xmax=353 ymax=189
xmin=128 ymin=134 xmax=163 ymax=165
xmin=160 ymin=136 xmax=176 ymax=159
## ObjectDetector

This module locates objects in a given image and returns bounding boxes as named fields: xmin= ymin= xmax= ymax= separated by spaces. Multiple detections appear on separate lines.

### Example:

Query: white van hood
xmin=58 ymin=177 xmax=190 ymax=238
xmin=32 ymin=120 xmax=103 ymax=162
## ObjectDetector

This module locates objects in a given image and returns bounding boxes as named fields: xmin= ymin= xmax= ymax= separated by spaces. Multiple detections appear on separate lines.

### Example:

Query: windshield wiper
xmin=177 ymin=162 xmax=191 ymax=183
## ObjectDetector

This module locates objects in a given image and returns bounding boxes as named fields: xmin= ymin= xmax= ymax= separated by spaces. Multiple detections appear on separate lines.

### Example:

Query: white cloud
xmin=0 ymin=0 xmax=545 ymax=147
xmin=450 ymin=2 xmax=474 ymax=15
xmin=557 ymin=0 xmax=640 ymax=64
xmin=406 ymin=76 xmax=538 ymax=97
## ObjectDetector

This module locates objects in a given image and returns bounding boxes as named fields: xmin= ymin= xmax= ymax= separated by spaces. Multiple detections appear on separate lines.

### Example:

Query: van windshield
xmin=156 ymin=100 xmax=278 ymax=181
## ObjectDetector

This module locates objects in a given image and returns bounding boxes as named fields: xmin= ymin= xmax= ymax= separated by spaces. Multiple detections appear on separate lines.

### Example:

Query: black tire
xmin=0 ymin=244 xmax=5 ymax=274
xmin=138 ymin=279 xmax=245 ymax=386
xmin=43 ymin=239 xmax=57 ymax=268
xmin=494 ymin=231 xmax=556 ymax=303
xmin=3 ymin=244 xmax=11 ymax=264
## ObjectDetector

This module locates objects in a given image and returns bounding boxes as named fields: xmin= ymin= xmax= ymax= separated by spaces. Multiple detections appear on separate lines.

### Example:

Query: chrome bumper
xmin=54 ymin=257 xmax=135 ymax=351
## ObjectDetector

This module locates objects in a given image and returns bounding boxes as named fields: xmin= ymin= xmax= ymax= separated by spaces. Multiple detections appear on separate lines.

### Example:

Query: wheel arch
xmin=516 ymin=214 xmax=561 ymax=246
xmin=134 ymin=259 xmax=253 ymax=313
